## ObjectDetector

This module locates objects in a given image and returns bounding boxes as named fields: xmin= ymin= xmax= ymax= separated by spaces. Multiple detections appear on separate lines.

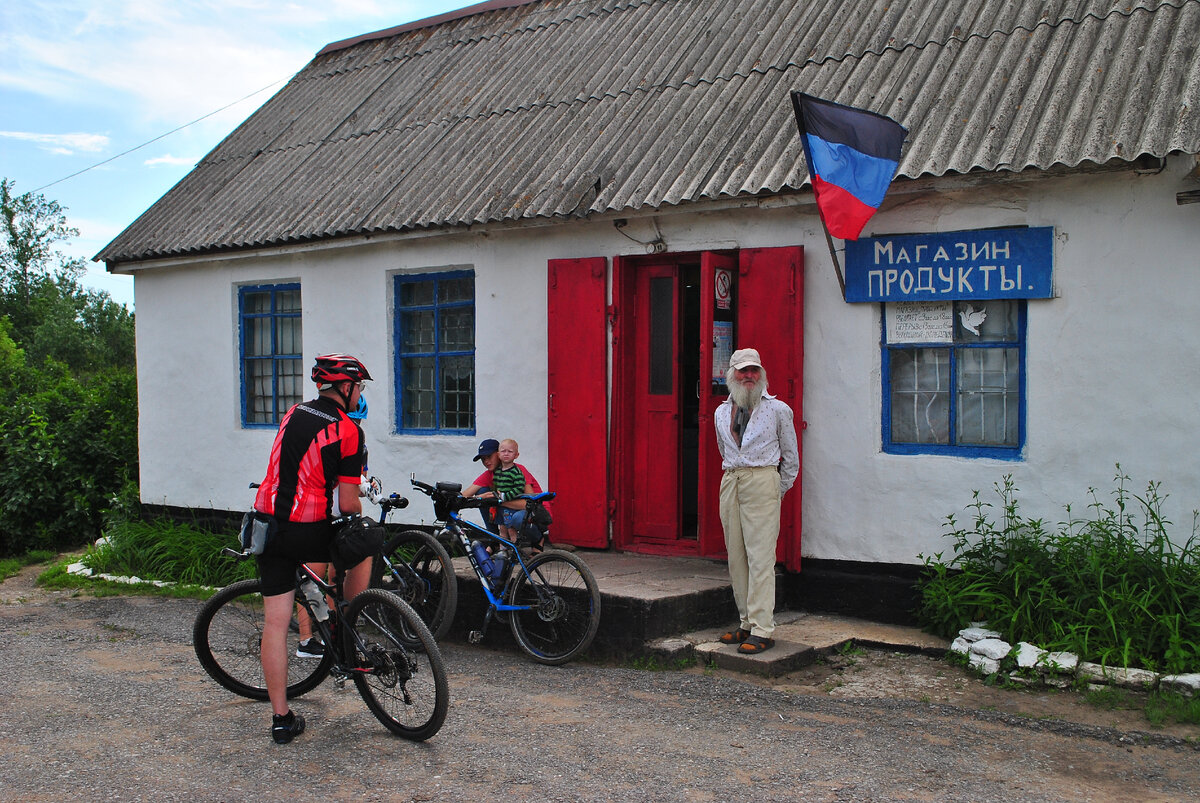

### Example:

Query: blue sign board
xmin=844 ymin=226 xmax=1054 ymax=303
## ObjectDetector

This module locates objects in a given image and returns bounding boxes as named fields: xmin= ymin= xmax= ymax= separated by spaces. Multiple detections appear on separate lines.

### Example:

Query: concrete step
xmin=447 ymin=548 xmax=949 ymax=672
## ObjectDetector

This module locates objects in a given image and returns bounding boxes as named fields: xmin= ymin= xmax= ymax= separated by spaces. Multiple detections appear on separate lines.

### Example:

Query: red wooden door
xmin=547 ymin=257 xmax=608 ymax=548
xmin=736 ymin=247 xmax=804 ymax=571
xmin=630 ymin=264 xmax=681 ymax=541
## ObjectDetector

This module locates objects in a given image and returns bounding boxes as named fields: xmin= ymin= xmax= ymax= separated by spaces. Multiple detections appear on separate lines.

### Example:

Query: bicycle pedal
xmin=468 ymin=630 xmax=484 ymax=644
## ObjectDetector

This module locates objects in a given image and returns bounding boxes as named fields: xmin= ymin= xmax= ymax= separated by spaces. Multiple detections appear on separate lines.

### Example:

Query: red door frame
xmin=609 ymin=246 xmax=804 ymax=569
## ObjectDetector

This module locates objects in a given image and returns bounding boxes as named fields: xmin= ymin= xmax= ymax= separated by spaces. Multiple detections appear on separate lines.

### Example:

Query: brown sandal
xmin=719 ymin=628 xmax=751 ymax=644
xmin=737 ymin=635 xmax=776 ymax=654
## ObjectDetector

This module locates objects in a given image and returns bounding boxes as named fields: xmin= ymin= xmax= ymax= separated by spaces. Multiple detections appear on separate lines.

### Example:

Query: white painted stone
xmin=1077 ymin=662 xmax=1158 ymax=690
xmin=1037 ymin=651 xmax=1078 ymax=673
xmin=960 ymin=626 xmax=1002 ymax=642
xmin=970 ymin=638 xmax=1012 ymax=660
xmin=1015 ymin=642 xmax=1045 ymax=668
xmin=950 ymin=637 xmax=971 ymax=655
xmin=968 ymin=654 xmax=1000 ymax=674
xmin=1159 ymin=674 xmax=1200 ymax=698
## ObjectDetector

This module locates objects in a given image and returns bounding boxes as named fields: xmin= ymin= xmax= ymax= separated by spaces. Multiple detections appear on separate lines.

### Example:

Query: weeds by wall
xmin=916 ymin=467 xmax=1200 ymax=675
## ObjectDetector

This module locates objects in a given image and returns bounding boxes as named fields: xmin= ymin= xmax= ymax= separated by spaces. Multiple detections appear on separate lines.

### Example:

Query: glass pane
xmin=277 ymin=358 xmax=303 ymax=413
xmin=401 ymin=310 xmax=436 ymax=352
xmin=276 ymin=289 xmax=302 ymax=314
xmin=245 ymin=359 xmax=272 ymax=424
xmin=956 ymin=347 xmax=1019 ymax=446
xmin=440 ymin=307 xmax=475 ymax=349
xmin=889 ymin=347 xmax=950 ymax=444
xmin=399 ymin=280 xmax=435 ymax=307
xmin=440 ymin=277 xmax=474 ymax=303
xmin=243 ymin=291 xmax=269 ymax=315
xmin=649 ymin=276 xmax=674 ymax=395
xmin=402 ymin=357 xmax=436 ymax=429
xmin=954 ymin=299 xmax=1018 ymax=342
xmin=440 ymin=355 xmax=475 ymax=430
xmin=245 ymin=317 xmax=270 ymax=357
xmin=276 ymin=316 xmax=302 ymax=355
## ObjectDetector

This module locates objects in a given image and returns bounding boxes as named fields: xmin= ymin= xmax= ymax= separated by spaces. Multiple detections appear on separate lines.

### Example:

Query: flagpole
xmin=821 ymin=222 xmax=846 ymax=300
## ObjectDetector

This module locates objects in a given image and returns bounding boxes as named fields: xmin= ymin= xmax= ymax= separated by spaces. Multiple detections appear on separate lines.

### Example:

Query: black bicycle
xmin=192 ymin=545 xmax=449 ymax=741
xmin=371 ymin=490 xmax=458 ymax=640
xmin=408 ymin=477 xmax=601 ymax=665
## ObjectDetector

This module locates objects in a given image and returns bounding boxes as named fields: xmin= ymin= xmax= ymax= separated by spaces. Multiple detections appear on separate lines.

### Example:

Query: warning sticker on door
xmin=715 ymin=268 xmax=732 ymax=310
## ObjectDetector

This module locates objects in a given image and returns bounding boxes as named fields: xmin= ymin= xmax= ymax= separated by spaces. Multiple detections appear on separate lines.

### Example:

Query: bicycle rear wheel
xmin=343 ymin=588 xmax=449 ymax=741
xmin=192 ymin=578 xmax=332 ymax=700
xmin=377 ymin=529 xmax=458 ymax=640
xmin=506 ymin=549 xmax=601 ymax=665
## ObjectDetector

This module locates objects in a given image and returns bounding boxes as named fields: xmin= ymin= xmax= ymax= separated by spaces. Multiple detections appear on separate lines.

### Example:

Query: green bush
xmin=0 ymin=324 xmax=137 ymax=556
xmin=83 ymin=517 xmax=255 ymax=588
xmin=916 ymin=467 xmax=1200 ymax=675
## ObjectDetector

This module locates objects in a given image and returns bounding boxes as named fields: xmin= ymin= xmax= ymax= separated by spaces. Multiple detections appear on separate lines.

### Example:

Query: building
xmin=98 ymin=0 xmax=1200 ymax=609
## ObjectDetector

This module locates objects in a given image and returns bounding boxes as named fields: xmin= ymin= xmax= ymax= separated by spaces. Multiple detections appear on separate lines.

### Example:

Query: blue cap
xmin=473 ymin=438 xmax=499 ymax=462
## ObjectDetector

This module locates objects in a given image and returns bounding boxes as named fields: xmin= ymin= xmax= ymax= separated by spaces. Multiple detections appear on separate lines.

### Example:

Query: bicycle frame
xmin=409 ymin=478 xmax=556 ymax=636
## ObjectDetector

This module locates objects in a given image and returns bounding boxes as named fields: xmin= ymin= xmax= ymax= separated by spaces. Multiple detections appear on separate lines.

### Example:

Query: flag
xmin=791 ymin=92 xmax=907 ymax=241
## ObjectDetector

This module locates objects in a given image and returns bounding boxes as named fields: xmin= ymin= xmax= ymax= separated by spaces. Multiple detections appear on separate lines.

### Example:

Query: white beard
xmin=728 ymin=374 xmax=766 ymax=410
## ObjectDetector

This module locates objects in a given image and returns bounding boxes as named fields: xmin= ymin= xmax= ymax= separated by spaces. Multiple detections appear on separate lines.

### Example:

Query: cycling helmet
xmin=311 ymin=353 xmax=372 ymax=385
xmin=347 ymin=395 xmax=368 ymax=421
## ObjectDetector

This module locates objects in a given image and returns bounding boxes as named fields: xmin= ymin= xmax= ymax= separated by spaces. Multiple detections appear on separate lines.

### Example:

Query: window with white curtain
xmin=882 ymin=299 xmax=1024 ymax=457
xmin=239 ymin=283 xmax=303 ymax=427
xmin=394 ymin=270 xmax=475 ymax=434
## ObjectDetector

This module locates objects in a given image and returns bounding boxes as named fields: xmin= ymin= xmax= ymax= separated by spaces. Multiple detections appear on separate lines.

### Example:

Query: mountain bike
xmin=372 ymin=490 xmax=457 ymax=640
xmin=407 ymin=477 xmax=601 ymax=665
xmin=192 ymin=542 xmax=449 ymax=741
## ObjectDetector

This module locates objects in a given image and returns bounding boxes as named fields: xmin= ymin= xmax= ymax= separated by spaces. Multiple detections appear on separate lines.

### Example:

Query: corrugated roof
xmin=97 ymin=0 xmax=1200 ymax=266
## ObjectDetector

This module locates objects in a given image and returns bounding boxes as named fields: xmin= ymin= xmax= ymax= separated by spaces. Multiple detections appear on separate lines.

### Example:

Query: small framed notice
xmin=886 ymin=301 xmax=953 ymax=343
xmin=712 ymin=321 xmax=733 ymax=382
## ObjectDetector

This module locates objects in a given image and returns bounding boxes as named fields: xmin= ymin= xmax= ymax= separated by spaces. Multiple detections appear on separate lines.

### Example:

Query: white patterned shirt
xmin=714 ymin=393 xmax=800 ymax=495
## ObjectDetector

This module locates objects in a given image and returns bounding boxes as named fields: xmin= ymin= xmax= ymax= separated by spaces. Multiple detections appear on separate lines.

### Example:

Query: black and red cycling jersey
xmin=254 ymin=396 xmax=364 ymax=523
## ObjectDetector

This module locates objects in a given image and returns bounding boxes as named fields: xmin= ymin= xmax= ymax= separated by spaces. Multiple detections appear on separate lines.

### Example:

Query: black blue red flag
xmin=791 ymin=92 xmax=907 ymax=241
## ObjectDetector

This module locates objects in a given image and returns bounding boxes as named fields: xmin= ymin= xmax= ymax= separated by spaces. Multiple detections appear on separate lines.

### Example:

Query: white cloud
xmin=144 ymin=154 xmax=198 ymax=168
xmin=0 ymin=131 xmax=110 ymax=154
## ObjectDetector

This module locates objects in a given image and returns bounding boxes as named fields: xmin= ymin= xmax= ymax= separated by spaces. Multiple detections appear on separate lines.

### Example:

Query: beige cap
xmin=729 ymin=348 xmax=762 ymax=370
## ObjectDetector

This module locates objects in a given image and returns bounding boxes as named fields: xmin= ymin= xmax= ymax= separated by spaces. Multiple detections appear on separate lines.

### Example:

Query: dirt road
xmin=1 ymin=568 xmax=1196 ymax=802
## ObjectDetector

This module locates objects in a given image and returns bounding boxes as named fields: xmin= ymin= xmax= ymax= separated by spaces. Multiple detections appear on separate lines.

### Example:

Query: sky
xmin=0 ymin=0 xmax=470 ymax=309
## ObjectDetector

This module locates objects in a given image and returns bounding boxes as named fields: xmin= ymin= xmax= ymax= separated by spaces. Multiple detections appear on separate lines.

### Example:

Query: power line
xmin=32 ymin=77 xmax=290 ymax=193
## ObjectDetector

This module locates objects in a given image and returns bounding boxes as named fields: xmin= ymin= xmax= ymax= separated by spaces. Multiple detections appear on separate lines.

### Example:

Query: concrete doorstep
xmin=537 ymin=550 xmax=948 ymax=676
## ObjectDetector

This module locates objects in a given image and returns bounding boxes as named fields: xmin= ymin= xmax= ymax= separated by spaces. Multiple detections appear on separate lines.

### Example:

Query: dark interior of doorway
xmin=680 ymin=263 xmax=700 ymax=539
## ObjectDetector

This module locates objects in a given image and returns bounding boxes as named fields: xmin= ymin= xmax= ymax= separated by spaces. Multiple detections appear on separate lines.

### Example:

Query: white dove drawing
xmin=959 ymin=305 xmax=987 ymax=336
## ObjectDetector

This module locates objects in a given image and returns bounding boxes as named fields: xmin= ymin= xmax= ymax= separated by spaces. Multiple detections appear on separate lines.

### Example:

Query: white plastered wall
xmin=130 ymin=155 xmax=1200 ymax=563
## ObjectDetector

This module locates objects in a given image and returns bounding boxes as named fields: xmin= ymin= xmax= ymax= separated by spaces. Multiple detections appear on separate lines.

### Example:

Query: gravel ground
xmin=1 ymin=569 xmax=1198 ymax=802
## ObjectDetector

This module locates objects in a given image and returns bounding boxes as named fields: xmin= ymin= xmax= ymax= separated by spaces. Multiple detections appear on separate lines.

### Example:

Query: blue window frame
xmin=394 ymin=271 xmax=475 ymax=434
xmin=239 ymin=283 xmax=303 ymax=427
xmin=882 ymin=299 xmax=1025 ymax=458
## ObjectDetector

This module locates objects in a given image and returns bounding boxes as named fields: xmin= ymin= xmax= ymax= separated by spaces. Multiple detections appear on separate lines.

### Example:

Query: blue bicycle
xmin=408 ymin=478 xmax=601 ymax=665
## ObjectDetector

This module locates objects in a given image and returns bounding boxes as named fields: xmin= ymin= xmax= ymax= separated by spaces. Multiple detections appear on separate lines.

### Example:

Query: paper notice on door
xmin=712 ymin=321 xmax=733 ymax=383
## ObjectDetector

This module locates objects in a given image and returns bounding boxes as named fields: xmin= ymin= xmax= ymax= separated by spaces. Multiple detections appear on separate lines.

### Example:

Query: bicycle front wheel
xmin=344 ymin=588 xmax=449 ymax=741
xmin=506 ymin=550 xmax=601 ymax=665
xmin=378 ymin=529 xmax=458 ymax=640
xmin=192 ymin=578 xmax=332 ymax=700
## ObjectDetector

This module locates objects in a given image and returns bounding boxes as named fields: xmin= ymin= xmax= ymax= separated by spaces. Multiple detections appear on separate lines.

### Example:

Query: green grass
xmin=916 ymin=466 xmax=1200 ymax=676
xmin=42 ymin=516 xmax=256 ymax=595
xmin=0 ymin=549 xmax=57 ymax=583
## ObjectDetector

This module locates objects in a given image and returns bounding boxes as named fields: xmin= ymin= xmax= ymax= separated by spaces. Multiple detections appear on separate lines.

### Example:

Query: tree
xmin=0 ymin=179 xmax=138 ymax=556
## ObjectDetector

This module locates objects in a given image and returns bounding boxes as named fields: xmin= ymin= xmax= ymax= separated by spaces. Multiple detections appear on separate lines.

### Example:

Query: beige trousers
xmin=719 ymin=466 xmax=781 ymax=638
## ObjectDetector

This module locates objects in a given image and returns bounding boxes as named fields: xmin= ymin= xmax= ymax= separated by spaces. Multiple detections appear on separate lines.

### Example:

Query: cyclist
xmin=252 ymin=353 xmax=374 ymax=744
xmin=294 ymin=393 xmax=371 ymax=660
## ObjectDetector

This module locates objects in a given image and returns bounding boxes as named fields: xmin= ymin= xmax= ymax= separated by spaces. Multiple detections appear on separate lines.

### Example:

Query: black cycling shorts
xmin=255 ymin=519 xmax=334 ymax=596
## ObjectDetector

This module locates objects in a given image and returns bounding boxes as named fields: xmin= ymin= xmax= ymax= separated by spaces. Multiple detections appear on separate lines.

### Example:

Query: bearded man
xmin=713 ymin=348 xmax=800 ymax=654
